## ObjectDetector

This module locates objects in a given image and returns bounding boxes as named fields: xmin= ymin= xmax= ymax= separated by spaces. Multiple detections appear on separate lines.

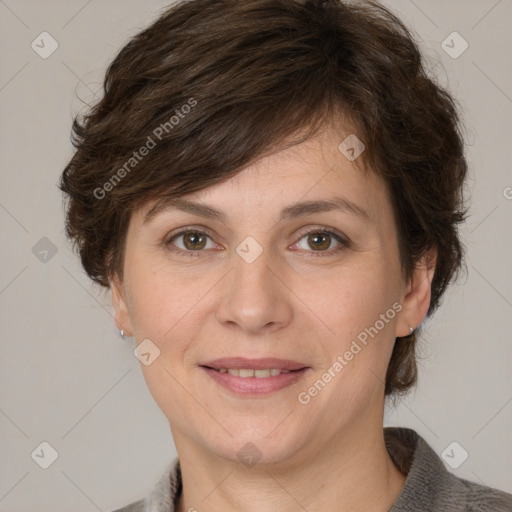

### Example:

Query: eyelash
xmin=164 ymin=226 xmax=349 ymax=259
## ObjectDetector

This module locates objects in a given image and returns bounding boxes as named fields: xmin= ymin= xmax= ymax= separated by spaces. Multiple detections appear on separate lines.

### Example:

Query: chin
xmin=204 ymin=426 xmax=307 ymax=468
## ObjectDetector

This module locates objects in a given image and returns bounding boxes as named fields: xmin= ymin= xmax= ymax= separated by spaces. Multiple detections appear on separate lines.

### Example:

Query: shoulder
xmin=453 ymin=476 xmax=512 ymax=512
xmin=435 ymin=468 xmax=512 ymax=511
xmin=385 ymin=427 xmax=512 ymax=512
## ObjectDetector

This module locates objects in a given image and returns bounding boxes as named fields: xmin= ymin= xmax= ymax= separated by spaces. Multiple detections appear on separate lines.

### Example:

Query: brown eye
xmin=306 ymin=232 xmax=332 ymax=251
xmin=296 ymin=231 xmax=341 ymax=252
xmin=293 ymin=228 xmax=349 ymax=258
xmin=168 ymin=230 xmax=214 ymax=252
xmin=182 ymin=231 xmax=207 ymax=250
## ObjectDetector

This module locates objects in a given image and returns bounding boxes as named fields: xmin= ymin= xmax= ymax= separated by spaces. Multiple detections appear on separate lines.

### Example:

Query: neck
xmin=172 ymin=414 xmax=406 ymax=512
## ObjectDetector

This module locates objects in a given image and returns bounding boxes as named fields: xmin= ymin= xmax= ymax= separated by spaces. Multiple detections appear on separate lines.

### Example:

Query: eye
xmin=166 ymin=229 xmax=218 ymax=257
xmin=292 ymin=228 xmax=349 ymax=257
xmin=165 ymin=226 xmax=349 ymax=258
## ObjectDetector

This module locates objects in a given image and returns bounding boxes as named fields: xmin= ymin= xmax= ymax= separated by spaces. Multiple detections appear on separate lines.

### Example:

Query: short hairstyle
xmin=59 ymin=0 xmax=469 ymax=396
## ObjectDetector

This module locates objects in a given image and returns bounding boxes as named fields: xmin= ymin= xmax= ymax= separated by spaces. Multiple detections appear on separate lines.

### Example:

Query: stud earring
xmin=409 ymin=326 xmax=414 ymax=335
xmin=120 ymin=329 xmax=125 ymax=338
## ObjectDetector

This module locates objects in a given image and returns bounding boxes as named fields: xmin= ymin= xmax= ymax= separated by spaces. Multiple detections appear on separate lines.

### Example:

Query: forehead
xmin=133 ymin=124 xmax=389 ymax=229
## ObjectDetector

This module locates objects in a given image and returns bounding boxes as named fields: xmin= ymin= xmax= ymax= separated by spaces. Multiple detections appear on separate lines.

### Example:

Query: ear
xmin=110 ymin=272 xmax=134 ymax=337
xmin=396 ymin=248 xmax=437 ymax=337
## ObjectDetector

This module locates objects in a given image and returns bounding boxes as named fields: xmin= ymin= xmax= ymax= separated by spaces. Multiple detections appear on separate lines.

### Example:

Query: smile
xmin=210 ymin=368 xmax=291 ymax=377
xmin=199 ymin=357 xmax=310 ymax=395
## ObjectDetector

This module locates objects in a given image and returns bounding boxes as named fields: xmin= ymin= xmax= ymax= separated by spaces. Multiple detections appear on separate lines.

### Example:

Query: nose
xmin=215 ymin=241 xmax=293 ymax=335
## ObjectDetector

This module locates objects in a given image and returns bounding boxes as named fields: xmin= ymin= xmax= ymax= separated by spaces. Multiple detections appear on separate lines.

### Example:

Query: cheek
xmin=126 ymin=263 xmax=205 ymax=414
xmin=305 ymin=259 xmax=399 ymax=390
xmin=126 ymin=256 xmax=176 ymax=318
xmin=311 ymin=260 xmax=392 ymax=334
xmin=125 ymin=258 xmax=216 ymax=348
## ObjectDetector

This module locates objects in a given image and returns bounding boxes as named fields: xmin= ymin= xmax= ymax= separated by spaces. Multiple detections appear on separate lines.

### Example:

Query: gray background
xmin=0 ymin=0 xmax=511 ymax=510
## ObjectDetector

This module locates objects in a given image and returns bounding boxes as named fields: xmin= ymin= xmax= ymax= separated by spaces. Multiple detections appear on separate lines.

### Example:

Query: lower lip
xmin=200 ymin=367 xmax=310 ymax=396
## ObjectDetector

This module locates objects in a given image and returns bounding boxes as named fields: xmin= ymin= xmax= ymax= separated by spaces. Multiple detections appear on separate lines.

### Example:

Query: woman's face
xmin=111 ymin=125 xmax=433 ymax=465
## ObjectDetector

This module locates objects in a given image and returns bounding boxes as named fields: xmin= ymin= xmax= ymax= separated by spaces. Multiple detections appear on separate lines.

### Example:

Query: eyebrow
xmin=142 ymin=196 xmax=371 ymax=226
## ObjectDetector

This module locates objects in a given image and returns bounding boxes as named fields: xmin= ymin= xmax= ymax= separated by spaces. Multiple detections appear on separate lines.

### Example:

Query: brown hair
xmin=59 ymin=0 xmax=469 ymax=396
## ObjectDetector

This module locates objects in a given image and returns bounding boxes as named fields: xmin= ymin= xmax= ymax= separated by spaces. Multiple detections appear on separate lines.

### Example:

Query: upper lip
xmin=201 ymin=357 xmax=308 ymax=371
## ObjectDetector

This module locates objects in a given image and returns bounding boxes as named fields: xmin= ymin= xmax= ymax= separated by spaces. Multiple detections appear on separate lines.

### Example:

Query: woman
xmin=59 ymin=0 xmax=512 ymax=510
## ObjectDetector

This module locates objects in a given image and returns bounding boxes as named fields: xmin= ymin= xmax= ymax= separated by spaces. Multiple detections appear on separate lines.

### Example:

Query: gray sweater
xmin=111 ymin=427 xmax=512 ymax=511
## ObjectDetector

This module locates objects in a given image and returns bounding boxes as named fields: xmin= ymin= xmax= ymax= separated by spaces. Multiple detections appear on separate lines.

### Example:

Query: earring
xmin=120 ymin=329 xmax=125 ymax=338
xmin=409 ymin=326 xmax=414 ymax=335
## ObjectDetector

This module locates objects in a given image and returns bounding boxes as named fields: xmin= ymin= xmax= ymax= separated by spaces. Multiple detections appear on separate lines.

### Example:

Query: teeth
xmin=220 ymin=368 xmax=292 ymax=377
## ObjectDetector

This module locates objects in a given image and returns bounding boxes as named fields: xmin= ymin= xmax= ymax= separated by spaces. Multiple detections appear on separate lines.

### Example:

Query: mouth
xmin=199 ymin=357 xmax=310 ymax=396
xmin=200 ymin=357 xmax=308 ymax=372
xmin=203 ymin=367 xmax=297 ymax=378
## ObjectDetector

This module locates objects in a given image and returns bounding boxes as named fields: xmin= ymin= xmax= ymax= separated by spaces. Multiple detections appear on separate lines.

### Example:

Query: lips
xmin=200 ymin=357 xmax=308 ymax=372
xmin=201 ymin=363 xmax=310 ymax=395
xmin=200 ymin=357 xmax=310 ymax=395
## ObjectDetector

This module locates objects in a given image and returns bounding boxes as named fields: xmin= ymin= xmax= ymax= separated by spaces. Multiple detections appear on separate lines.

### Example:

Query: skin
xmin=111 ymin=123 xmax=435 ymax=512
